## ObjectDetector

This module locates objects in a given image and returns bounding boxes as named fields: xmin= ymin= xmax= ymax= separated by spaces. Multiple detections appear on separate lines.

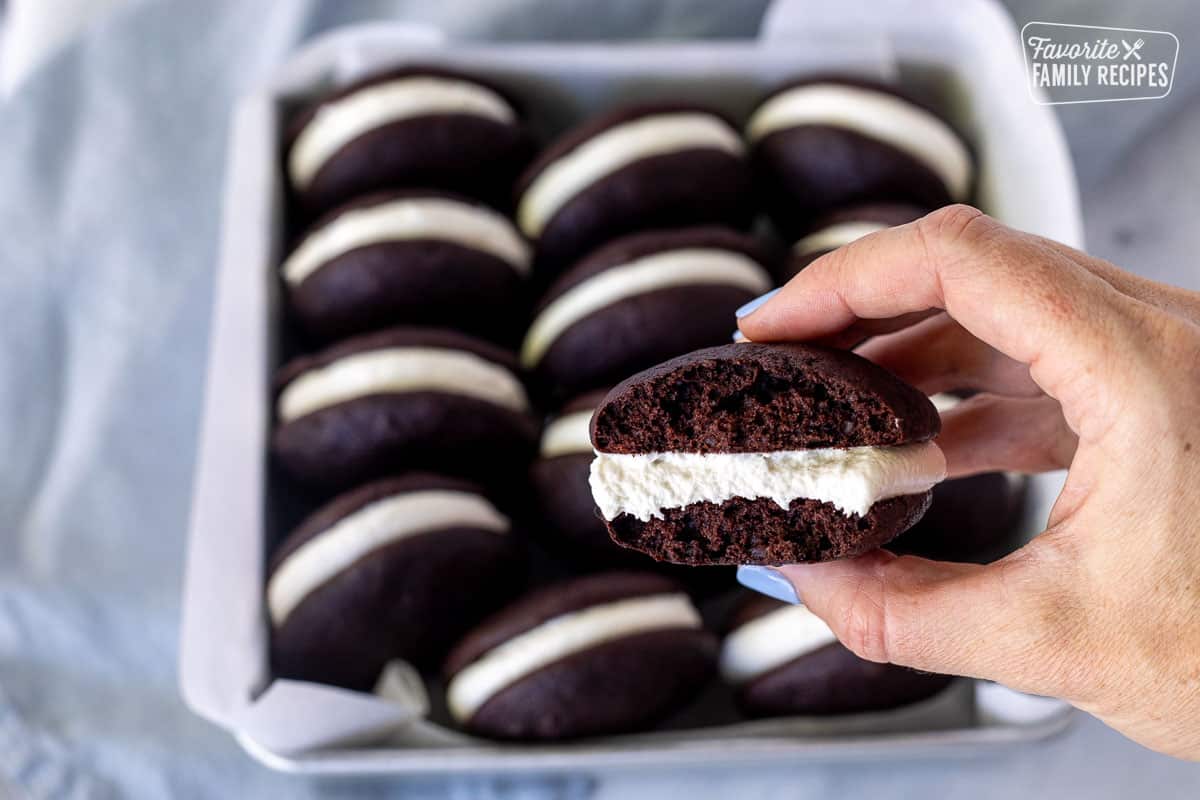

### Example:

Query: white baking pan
xmin=180 ymin=0 xmax=1082 ymax=774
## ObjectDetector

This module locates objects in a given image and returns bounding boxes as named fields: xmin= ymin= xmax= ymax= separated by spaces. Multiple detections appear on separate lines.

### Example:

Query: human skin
xmin=737 ymin=204 xmax=1200 ymax=760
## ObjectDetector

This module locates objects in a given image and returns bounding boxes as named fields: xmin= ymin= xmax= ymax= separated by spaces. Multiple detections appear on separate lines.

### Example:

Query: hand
xmin=737 ymin=205 xmax=1200 ymax=760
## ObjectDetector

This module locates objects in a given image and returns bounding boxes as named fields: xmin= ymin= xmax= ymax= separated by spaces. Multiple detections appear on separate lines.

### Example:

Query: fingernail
xmin=731 ymin=329 xmax=747 ymax=343
xmin=736 ymin=565 xmax=799 ymax=604
xmin=735 ymin=288 xmax=780 ymax=319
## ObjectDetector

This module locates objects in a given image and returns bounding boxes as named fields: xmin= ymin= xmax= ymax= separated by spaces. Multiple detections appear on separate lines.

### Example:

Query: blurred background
xmin=0 ymin=0 xmax=1197 ymax=797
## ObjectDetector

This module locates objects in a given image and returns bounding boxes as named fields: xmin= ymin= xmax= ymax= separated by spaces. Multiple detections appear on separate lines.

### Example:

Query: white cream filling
xmin=589 ymin=441 xmax=945 ymax=522
xmin=277 ymin=347 xmax=530 ymax=423
xmin=719 ymin=604 xmax=839 ymax=684
xmin=281 ymin=197 xmax=531 ymax=286
xmin=539 ymin=409 xmax=596 ymax=458
xmin=289 ymin=76 xmax=517 ymax=189
xmin=793 ymin=221 xmax=889 ymax=258
xmin=746 ymin=83 xmax=972 ymax=202
xmin=268 ymin=490 xmax=509 ymax=626
xmin=517 ymin=113 xmax=745 ymax=237
xmin=445 ymin=593 xmax=701 ymax=722
xmin=520 ymin=249 xmax=772 ymax=368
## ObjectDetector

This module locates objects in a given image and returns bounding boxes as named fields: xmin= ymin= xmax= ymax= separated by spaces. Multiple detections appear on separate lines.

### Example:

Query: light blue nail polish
xmin=735 ymin=288 xmax=780 ymax=319
xmin=731 ymin=329 xmax=747 ymax=343
xmin=736 ymin=565 xmax=799 ymax=604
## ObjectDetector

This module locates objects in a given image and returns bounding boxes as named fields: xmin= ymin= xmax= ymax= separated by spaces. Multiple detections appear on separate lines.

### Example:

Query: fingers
xmin=938 ymin=393 xmax=1078 ymax=477
xmin=854 ymin=314 xmax=1040 ymax=399
xmin=738 ymin=205 xmax=1137 ymax=437
xmin=813 ymin=310 xmax=942 ymax=350
xmin=773 ymin=545 xmax=1076 ymax=694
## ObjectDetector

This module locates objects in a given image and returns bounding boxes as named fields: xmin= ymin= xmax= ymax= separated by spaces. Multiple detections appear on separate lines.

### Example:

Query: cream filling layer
xmin=278 ymin=347 xmax=530 ymax=423
xmin=289 ymin=76 xmax=517 ymax=189
xmin=446 ymin=593 xmax=702 ymax=721
xmin=517 ymin=113 xmax=745 ymax=237
xmin=268 ymin=490 xmax=509 ymax=626
xmin=281 ymin=197 xmax=531 ymax=287
xmin=746 ymin=83 xmax=971 ymax=201
xmin=520 ymin=249 xmax=772 ymax=368
xmin=792 ymin=221 xmax=889 ymax=257
xmin=719 ymin=604 xmax=839 ymax=684
xmin=539 ymin=409 xmax=595 ymax=458
xmin=589 ymin=441 xmax=945 ymax=522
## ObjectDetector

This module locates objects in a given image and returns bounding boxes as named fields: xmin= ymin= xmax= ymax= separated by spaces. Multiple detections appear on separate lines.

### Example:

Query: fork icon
xmin=1122 ymin=38 xmax=1145 ymax=61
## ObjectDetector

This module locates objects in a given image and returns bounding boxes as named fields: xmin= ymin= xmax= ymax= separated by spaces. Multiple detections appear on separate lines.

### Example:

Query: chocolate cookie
xmin=521 ymin=227 xmax=774 ymax=397
xmin=282 ymin=191 xmax=531 ymax=344
xmin=269 ymin=473 xmax=521 ymax=691
xmin=286 ymin=66 xmax=531 ymax=216
xmin=589 ymin=343 xmax=944 ymax=565
xmin=781 ymin=202 xmax=928 ymax=281
xmin=889 ymin=394 xmax=1028 ymax=563
xmin=515 ymin=104 xmax=754 ymax=276
xmin=272 ymin=327 xmax=538 ymax=491
xmin=442 ymin=571 xmax=716 ymax=740
xmin=720 ymin=594 xmax=953 ymax=717
xmin=746 ymin=77 xmax=973 ymax=240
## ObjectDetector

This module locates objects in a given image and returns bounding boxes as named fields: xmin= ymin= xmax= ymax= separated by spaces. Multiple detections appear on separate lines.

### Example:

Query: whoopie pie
xmin=589 ymin=343 xmax=945 ymax=565
xmin=515 ymin=104 xmax=754 ymax=275
xmin=269 ymin=473 xmax=521 ymax=691
xmin=272 ymin=327 xmax=537 ymax=492
xmin=442 ymin=571 xmax=716 ymax=740
xmin=281 ymin=191 xmax=531 ymax=344
xmin=286 ymin=65 xmax=531 ymax=215
xmin=746 ymin=77 xmax=972 ymax=240
xmin=520 ymin=227 xmax=774 ymax=397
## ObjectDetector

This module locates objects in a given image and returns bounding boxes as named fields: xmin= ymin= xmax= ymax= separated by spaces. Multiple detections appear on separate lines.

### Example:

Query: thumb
xmin=760 ymin=547 xmax=1067 ymax=694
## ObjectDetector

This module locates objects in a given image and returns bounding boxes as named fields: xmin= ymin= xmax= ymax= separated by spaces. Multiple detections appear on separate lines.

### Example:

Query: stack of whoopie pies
xmin=264 ymin=63 xmax=994 ymax=742
xmin=271 ymin=67 xmax=537 ymax=702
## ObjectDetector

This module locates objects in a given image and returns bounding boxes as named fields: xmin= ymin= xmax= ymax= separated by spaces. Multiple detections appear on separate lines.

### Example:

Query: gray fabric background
xmin=0 ymin=0 xmax=1196 ymax=797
